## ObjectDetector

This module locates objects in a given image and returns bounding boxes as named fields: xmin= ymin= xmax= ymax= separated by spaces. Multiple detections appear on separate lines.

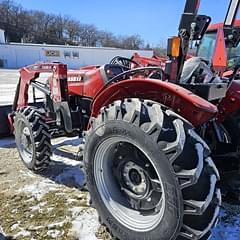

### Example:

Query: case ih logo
xmin=45 ymin=50 xmax=60 ymax=57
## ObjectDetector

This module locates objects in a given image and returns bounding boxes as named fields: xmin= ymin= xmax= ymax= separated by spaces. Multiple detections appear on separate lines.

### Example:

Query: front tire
xmin=84 ymin=99 xmax=221 ymax=240
xmin=14 ymin=107 xmax=52 ymax=172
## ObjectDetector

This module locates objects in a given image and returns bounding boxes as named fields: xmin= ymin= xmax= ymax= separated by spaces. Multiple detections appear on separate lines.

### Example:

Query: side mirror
xmin=224 ymin=28 xmax=240 ymax=48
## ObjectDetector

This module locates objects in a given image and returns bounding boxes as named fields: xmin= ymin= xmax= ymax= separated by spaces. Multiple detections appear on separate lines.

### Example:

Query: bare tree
xmin=0 ymin=0 xmax=147 ymax=49
xmin=98 ymin=30 xmax=119 ymax=48
xmin=120 ymin=34 xmax=144 ymax=50
xmin=78 ymin=24 xmax=98 ymax=47
xmin=63 ymin=18 xmax=80 ymax=44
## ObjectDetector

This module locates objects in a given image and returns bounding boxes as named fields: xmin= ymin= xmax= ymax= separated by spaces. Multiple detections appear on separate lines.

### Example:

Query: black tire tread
xmin=14 ymin=106 xmax=52 ymax=172
xmin=84 ymin=98 xmax=221 ymax=240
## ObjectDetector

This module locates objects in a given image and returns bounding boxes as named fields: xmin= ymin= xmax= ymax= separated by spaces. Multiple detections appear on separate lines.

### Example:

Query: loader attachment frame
xmin=13 ymin=63 xmax=68 ymax=111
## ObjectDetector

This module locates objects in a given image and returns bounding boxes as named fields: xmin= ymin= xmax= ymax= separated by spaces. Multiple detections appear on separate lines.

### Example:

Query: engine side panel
xmin=67 ymin=68 xmax=105 ymax=97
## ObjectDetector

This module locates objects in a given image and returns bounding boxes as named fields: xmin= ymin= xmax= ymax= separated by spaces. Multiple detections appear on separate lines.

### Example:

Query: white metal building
xmin=0 ymin=30 xmax=153 ymax=69
xmin=0 ymin=29 xmax=5 ymax=44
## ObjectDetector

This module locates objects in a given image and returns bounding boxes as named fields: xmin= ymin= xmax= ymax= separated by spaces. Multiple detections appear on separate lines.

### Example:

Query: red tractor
xmin=10 ymin=0 xmax=240 ymax=239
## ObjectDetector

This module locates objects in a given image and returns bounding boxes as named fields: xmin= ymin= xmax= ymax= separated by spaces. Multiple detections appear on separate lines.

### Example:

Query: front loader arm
xmin=11 ymin=63 xmax=73 ymax=133
xmin=13 ymin=63 xmax=68 ymax=111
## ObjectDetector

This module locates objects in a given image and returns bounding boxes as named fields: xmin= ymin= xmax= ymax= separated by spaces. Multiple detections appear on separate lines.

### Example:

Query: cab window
xmin=197 ymin=32 xmax=217 ymax=61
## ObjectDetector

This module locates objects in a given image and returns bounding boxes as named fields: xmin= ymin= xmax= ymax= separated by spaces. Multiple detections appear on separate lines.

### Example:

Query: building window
xmin=64 ymin=51 xmax=71 ymax=58
xmin=72 ymin=51 xmax=79 ymax=59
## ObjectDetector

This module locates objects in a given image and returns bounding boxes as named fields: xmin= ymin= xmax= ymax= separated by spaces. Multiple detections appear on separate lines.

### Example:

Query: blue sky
xmin=14 ymin=0 xmax=230 ymax=46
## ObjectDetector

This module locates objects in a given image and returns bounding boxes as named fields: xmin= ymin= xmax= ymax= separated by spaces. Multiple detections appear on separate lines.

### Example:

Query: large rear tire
xmin=14 ymin=107 xmax=52 ymax=172
xmin=84 ymin=99 xmax=221 ymax=240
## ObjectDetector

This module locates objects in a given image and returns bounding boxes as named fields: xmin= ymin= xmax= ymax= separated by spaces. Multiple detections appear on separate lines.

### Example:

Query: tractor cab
xmin=197 ymin=31 xmax=217 ymax=62
xmin=197 ymin=21 xmax=240 ymax=69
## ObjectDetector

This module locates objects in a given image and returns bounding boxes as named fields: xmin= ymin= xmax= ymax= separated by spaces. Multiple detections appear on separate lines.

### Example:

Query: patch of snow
xmin=47 ymin=229 xmax=61 ymax=238
xmin=47 ymin=221 xmax=65 ymax=230
xmin=27 ymin=225 xmax=44 ymax=231
xmin=11 ymin=208 xmax=18 ymax=214
xmin=10 ymin=224 xmax=19 ymax=231
xmin=29 ymin=205 xmax=41 ymax=212
xmin=70 ymin=209 xmax=99 ymax=240
xmin=67 ymin=198 xmax=78 ymax=204
xmin=0 ymin=226 xmax=5 ymax=235
xmin=39 ymin=201 xmax=47 ymax=207
xmin=52 ymin=136 xmax=83 ymax=147
xmin=18 ymin=180 xmax=57 ymax=200
xmin=70 ymin=207 xmax=83 ymax=218
xmin=25 ymin=197 xmax=36 ymax=203
xmin=14 ymin=229 xmax=31 ymax=238
xmin=20 ymin=170 xmax=37 ymax=178
xmin=54 ymin=192 xmax=66 ymax=196
xmin=30 ymin=201 xmax=47 ymax=212
xmin=47 ymin=207 xmax=54 ymax=212
xmin=51 ymin=153 xmax=80 ymax=166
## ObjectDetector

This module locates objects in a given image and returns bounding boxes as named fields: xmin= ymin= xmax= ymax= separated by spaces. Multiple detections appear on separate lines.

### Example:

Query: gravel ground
xmin=0 ymin=137 xmax=240 ymax=240
xmin=0 ymin=137 xmax=111 ymax=240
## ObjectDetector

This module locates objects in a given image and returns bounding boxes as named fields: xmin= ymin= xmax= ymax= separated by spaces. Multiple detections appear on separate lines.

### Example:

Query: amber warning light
xmin=167 ymin=37 xmax=181 ymax=58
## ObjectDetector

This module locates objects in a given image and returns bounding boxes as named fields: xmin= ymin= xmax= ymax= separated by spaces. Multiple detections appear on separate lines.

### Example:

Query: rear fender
xmin=91 ymin=78 xmax=217 ymax=127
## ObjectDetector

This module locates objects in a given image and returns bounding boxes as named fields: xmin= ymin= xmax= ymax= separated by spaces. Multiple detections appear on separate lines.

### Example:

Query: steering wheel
xmin=110 ymin=56 xmax=141 ymax=69
xmin=106 ymin=67 xmax=164 ymax=87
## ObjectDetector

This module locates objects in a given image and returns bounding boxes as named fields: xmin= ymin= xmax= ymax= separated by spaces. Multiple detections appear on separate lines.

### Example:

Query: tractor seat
xmin=103 ymin=64 xmax=127 ymax=82
xmin=180 ymin=57 xmax=221 ymax=84
xmin=180 ymin=57 xmax=227 ymax=101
